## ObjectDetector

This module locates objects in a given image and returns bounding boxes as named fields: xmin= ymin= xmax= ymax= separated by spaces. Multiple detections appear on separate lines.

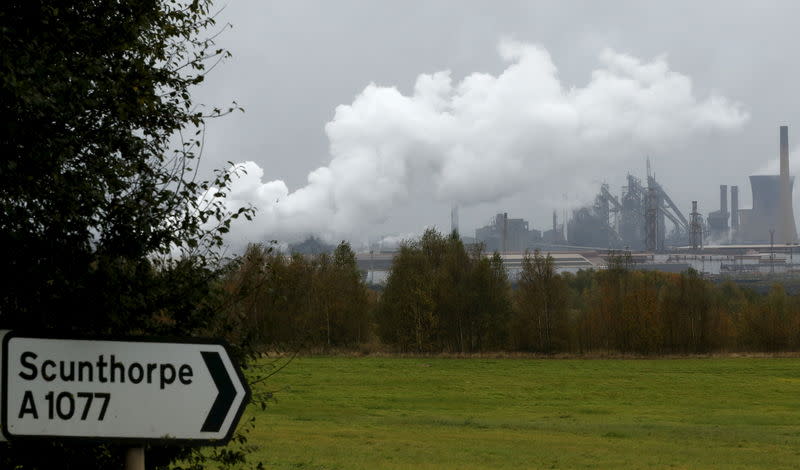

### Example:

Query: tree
xmin=376 ymin=230 xmax=514 ymax=353
xmin=739 ymin=284 xmax=800 ymax=351
xmin=219 ymin=243 xmax=277 ymax=347
xmin=328 ymin=241 xmax=370 ymax=346
xmin=579 ymin=255 xmax=630 ymax=352
xmin=377 ymin=241 xmax=438 ymax=352
xmin=222 ymin=242 xmax=372 ymax=351
xmin=512 ymin=250 xmax=570 ymax=352
xmin=658 ymin=269 xmax=712 ymax=352
xmin=0 ymin=1 xmax=256 ymax=468
xmin=468 ymin=250 xmax=513 ymax=351
xmin=623 ymin=271 xmax=663 ymax=354
xmin=434 ymin=233 xmax=472 ymax=352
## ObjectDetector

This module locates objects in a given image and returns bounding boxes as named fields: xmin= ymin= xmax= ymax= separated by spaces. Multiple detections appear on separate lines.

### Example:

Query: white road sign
xmin=1 ymin=332 xmax=250 ymax=444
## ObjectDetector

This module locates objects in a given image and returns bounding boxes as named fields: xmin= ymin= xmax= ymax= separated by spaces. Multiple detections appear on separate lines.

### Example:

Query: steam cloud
xmin=220 ymin=40 xmax=749 ymax=245
xmin=755 ymin=147 xmax=800 ymax=175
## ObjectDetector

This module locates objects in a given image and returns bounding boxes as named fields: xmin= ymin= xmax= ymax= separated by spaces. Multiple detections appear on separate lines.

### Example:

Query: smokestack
xmin=779 ymin=125 xmax=798 ymax=243
xmin=552 ymin=210 xmax=557 ymax=241
xmin=720 ymin=185 xmax=728 ymax=217
xmin=720 ymin=185 xmax=729 ymax=242
xmin=450 ymin=205 xmax=459 ymax=235
xmin=503 ymin=212 xmax=508 ymax=252
xmin=731 ymin=185 xmax=739 ymax=234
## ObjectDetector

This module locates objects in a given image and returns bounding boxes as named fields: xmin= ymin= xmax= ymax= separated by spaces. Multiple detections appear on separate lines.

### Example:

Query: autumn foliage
xmin=225 ymin=230 xmax=800 ymax=354
xmin=221 ymin=241 xmax=370 ymax=350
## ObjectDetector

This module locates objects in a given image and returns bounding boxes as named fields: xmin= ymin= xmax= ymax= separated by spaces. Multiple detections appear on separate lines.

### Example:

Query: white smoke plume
xmin=754 ymin=146 xmax=800 ymax=175
xmin=221 ymin=40 xmax=749 ymax=246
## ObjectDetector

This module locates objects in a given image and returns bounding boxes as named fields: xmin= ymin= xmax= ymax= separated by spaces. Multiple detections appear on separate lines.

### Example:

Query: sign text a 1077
xmin=1 ymin=332 xmax=250 ymax=444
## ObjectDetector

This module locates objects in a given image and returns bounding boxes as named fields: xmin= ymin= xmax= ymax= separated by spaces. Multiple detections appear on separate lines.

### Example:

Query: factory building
xmin=542 ymin=211 xmax=565 ymax=244
xmin=475 ymin=213 xmax=542 ymax=252
xmin=707 ymin=185 xmax=729 ymax=242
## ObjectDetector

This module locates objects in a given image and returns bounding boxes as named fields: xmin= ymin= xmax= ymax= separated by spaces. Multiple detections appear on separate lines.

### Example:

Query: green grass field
xmin=245 ymin=357 xmax=800 ymax=469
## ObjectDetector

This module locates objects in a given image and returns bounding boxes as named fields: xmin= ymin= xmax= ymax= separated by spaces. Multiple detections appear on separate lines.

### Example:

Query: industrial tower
xmin=779 ymin=126 xmax=797 ymax=243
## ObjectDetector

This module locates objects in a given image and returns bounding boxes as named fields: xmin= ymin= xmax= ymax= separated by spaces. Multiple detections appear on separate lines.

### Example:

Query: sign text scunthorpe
xmin=1 ymin=333 xmax=249 ymax=444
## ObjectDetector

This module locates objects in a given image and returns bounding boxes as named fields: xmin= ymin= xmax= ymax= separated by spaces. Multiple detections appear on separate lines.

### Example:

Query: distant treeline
xmin=223 ymin=229 xmax=800 ymax=354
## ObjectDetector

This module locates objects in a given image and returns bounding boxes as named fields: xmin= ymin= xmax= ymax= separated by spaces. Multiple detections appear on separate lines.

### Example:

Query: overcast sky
xmin=193 ymin=0 xmax=800 ymax=251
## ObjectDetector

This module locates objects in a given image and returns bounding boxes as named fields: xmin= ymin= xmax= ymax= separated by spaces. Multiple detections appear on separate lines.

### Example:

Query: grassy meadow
xmin=244 ymin=357 xmax=800 ymax=469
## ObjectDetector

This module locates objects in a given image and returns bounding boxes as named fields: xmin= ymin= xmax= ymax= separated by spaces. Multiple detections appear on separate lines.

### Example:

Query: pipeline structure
xmin=567 ymin=162 xmax=692 ymax=251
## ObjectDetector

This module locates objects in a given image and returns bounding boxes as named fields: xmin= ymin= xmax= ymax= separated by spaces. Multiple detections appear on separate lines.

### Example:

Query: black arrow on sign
xmin=201 ymin=351 xmax=237 ymax=433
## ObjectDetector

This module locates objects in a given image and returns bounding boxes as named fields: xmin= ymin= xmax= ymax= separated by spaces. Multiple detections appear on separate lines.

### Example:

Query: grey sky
xmin=194 ymin=0 xmax=800 ymax=249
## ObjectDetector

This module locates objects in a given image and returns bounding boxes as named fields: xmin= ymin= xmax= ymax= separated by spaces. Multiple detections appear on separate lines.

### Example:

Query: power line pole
xmin=770 ymin=228 xmax=775 ymax=274
xmin=690 ymin=201 xmax=702 ymax=251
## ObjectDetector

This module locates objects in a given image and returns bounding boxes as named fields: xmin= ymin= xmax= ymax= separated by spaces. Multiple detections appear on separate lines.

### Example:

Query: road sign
xmin=1 ymin=332 xmax=250 ymax=444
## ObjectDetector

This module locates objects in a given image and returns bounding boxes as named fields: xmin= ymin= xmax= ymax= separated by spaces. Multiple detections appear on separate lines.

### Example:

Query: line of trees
xmin=226 ymin=229 xmax=800 ymax=355
xmin=222 ymin=242 xmax=371 ymax=350
xmin=376 ymin=231 xmax=511 ymax=352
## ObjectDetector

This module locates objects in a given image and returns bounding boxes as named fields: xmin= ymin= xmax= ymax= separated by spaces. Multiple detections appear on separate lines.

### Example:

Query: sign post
xmin=0 ymin=330 xmax=7 ymax=443
xmin=126 ymin=447 xmax=145 ymax=470
xmin=1 ymin=332 xmax=250 ymax=446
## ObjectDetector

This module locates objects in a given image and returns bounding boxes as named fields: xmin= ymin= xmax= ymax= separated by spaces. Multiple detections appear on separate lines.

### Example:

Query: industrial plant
xmin=524 ymin=125 xmax=796 ymax=250
xmin=474 ymin=213 xmax=542 ymax=252
xmin=357 ymin=125 xmax=800 ymax=281
xmin=490 ymin=125 xmax=800 ymax=277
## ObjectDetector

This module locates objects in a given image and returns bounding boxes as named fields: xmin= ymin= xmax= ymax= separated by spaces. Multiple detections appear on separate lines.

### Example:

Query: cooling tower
xmin=738 ymin=126 xmax=798 ymax=243
xmin=738 ymin=175 xmax=795 ymax=243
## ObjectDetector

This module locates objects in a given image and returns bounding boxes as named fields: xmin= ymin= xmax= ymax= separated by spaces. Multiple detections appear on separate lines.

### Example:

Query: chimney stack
xmin=720 ymin=185 xmax=729 ymax=241
xmin=720 ymin=185 xmax=728 ymax=220
xmin=731 ymin=185 xmax=739 ymax=237
xmin=779 ymin=125 xmax=798 ymax=243
xmin=503 ymin=212 xmax=508 ymax=252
